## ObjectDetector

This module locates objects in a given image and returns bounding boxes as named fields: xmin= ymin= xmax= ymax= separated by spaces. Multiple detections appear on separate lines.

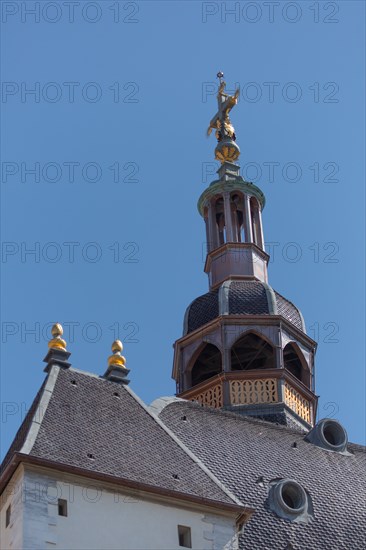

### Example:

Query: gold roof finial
xmin=207 ymin=72 xmax=240 ymax=164
xmin=48 ymin=323 xmax=67 ymax=351
xmin=108 ymin=339 xmax=127 ymax=368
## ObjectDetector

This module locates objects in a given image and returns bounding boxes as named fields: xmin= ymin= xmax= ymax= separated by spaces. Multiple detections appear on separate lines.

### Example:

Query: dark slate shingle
xmin=229 ymin=280 xmax=269 ymax=315
xmin=159 ymin=400 xmax=366 ymax=550
xmin=186 ymin=280 xmax=305 ymax=334
xmin=275 ymin=291 xmax=303 ymax=331
xmin=1 ymin=380 xmax=46 ymax=475
xmin=8 ymin=367 xmax=234 ymax=505
xmin=187 ymin=288 xmax=219 ymax=332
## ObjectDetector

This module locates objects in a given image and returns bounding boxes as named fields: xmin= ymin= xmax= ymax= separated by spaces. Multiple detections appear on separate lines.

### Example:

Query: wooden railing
xmin=189 ymin=383 xmax=223 ymax=408
xmin=179 ymin=369 xmax=314 ymax=424
xmin=230 ymin=378 xmax=278 ymax=405
xmin=284 ymin=381 xmax=311 ymax=423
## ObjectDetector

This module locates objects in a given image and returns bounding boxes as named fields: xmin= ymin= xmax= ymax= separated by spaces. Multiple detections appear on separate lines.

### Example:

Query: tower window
xmin=178 ymin=525 xmax=192 ymax=548
xmin=215 ymin=197 xmax=226 ymax=245
xmin=283 ymin=343 xmax=310 ymax=387
xmin=5 ymin=505 xmax=11 ymax=528
xmin=250 ymin=197 xmax=262 ymax=248
xmin=231 ymin=193 xmax=245 ymax=243
xmin=58 ymin=499 xmax=68 ymax=517
xmin=231 ymin=333 xmax=274 ymax=371
xmin=191 ymin=343 xmax=222 ymax=386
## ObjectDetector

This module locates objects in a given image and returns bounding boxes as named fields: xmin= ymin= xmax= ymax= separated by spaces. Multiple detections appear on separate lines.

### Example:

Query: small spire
xmin=43 ymin=322 xmax=71 ymax=372
xmin=104 ymin=340 xmax=130 ymax=385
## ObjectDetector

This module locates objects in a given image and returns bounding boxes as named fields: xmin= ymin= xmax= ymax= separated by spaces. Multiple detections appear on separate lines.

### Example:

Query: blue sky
xmin=1 ymin=0 xmax=365 ymax=457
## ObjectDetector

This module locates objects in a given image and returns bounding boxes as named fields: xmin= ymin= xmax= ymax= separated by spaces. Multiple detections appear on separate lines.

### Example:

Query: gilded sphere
xmin=51 ymin=323 xmax=63 ymax=337
xmin=111 ymin=339 xmax=123 ymax=353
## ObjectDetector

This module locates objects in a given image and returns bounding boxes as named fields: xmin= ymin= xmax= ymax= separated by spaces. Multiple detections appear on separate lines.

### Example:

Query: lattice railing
xmin=191 ymin=383 xmax=223 ymax=408
xmin=284 ymin=382 xmax=311 ymax=423
xmin=229 ymin=378 xmax=278 ymax=405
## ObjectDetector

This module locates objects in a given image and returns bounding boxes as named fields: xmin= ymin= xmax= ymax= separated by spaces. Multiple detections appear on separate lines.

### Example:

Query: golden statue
xmin=207 ymin=72 xmax=241 ymax=164
xmin=207 ymin=72 xmax=240 ymax=142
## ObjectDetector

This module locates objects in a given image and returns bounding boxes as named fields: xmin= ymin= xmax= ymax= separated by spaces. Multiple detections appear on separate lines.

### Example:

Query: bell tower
xmin=202 ymin=71 xmax=268 ymax=289
xmin=172 ymin=73 xmax=318 ymax=430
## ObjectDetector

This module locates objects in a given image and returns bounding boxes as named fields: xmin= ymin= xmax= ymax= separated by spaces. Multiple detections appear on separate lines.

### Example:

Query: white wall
xmin=0 ymin=466 xmax=24 ymax=550
xmin=1 ymin=466 xmax=239 ymax=550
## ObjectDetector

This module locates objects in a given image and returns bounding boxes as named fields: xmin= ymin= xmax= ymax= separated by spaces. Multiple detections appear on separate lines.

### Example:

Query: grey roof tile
xmin=274 ymin=291 xmax=303 ymax=331
xmin=229 ymin=280 xmax=269 ymax=315
xmin=1 ymin=367 xmax=235 ymax=506
xmin=3 ymin=366 xmax=364 ymax=549
xmin=1 ymin=380 xmax=46 ymax=474
xmin=159 ymin=400 xmax=366 ymax=550
xmin=187 ymin=288 xmax=219 ymax=333
xmin=185 ymin=281 xmax=305 ymax=334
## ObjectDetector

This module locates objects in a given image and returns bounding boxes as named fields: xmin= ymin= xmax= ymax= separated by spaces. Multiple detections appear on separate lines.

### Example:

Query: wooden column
xmin=223 ymin=192 xmax=234 ymax=242
xmin=244 ymin=194 xmax=253 ymax=243
xmin=207 ymin=201 xmax=218 ymax=251
xmin=257 ymin=206 xmax=265 ymax=250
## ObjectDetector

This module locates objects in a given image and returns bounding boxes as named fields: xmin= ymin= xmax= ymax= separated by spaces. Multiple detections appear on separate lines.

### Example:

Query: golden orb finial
xmin=48 ymin=323 xmax=67 ymax=351
xmin=111 ymin=339 xmax=123 ymax=353
xmin=51 ymin=323 xmax=63 ymax=337
xmin=108 ymin=339 xmax=126 ymax=368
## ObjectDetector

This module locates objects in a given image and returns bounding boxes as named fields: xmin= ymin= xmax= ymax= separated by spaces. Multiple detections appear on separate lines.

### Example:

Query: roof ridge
xmin=164 ymin=400 xmax=366 ymax=448
xmin=165 ymin=399 xmax=310 ymax=436
xmin=123 ymin=384 xmax=246 ymax=508
xmin=19 ymin=366 xmax=60 ymax=455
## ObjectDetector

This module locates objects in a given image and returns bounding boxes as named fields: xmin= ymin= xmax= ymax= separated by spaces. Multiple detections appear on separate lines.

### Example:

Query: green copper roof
xmin=197 ymin=177 xmax=266 ymax=216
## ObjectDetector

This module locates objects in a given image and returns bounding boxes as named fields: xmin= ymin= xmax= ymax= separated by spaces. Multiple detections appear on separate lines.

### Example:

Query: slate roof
xmin=185 ymin=280 xmax=305 ymax=334
xmin=1 ymin=379 xmax=46 ymax=473
xmin=158 ymin=399 xmax=366 ymax=550
xmin=185 ymin=287 xmax=219 ymax=333
xmin=2 ymin=366 xmax=365 ymax=549
xmin=0 ymin=366 xmax=236 ymax=507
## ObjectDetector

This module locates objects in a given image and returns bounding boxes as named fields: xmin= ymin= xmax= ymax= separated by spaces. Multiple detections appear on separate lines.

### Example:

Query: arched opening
xmin=191 ymin=343 xmax=222 ymax=386
xmin=250 ymin=197 xmax=261 ymax=247
xmin=231 ymin=332 xmax=275 ymax=371
xmin=283 ymin=343 xmax=310 ymax=387
xmin=231 ymin=193 xmax=245 ymax=243
xmin=214 ymin=197 xmax=226 ymax=245
xmin=203 ymin=206 xmax=210 ymax=253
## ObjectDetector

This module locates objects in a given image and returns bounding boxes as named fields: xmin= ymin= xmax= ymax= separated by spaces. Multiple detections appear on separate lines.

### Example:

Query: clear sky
xmin=1 ymin=0 xmax=365 ymax=458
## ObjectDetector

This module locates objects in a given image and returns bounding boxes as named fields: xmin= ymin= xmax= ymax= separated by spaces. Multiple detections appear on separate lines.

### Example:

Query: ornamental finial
xmin=108 ymin=340 xmax=127 ymax=368
xmin=207 ymin=72 xmax=240 ymax=164
xmin=48 ymin=323 xmax=67 ymax=352
xmin=104 ymin=339 xmax=130 ymax=385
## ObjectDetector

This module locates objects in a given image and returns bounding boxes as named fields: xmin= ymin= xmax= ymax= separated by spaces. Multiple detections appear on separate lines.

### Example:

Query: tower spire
xmin=172 ymin=74 xmax=318 ymax=430
xmin=199 ymin=73 xmax=267 ymax=288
